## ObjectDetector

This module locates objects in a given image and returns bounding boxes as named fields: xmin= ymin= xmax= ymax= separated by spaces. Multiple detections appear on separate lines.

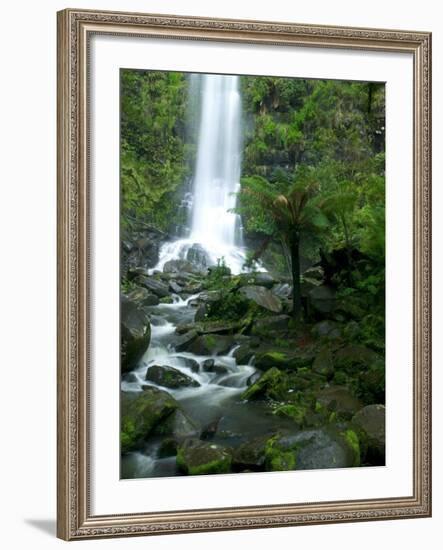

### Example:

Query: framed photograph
xmin=57 ymin=8 xmax=432 ymax=540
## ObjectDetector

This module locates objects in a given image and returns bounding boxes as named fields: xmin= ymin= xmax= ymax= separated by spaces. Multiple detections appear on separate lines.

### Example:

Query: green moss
xmin=264 ymin=435 xmax=298 ymax=471
xmin=314 ymin=400 xmax=324 ymax=414
xmin=274 ymin=404 xmax=307 ymax=427
xmin=176 ymin=444 xmax=232 ymax=475
xmin=342 ymin=429 xmax=361 ymax=466
xmin=159 ymin=296 xmax=174 ymax=304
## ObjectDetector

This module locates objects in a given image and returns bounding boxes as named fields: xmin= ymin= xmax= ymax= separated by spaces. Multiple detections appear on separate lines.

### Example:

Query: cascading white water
xmin=190 ymin=75 xmax=243 ymax=252
xmin=153 ymin=74 xmax=246 ymax=274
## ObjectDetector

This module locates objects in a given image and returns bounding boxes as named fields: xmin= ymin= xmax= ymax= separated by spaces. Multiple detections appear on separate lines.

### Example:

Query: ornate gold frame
xmin=57 ymin=8 xmax=432 ymax=540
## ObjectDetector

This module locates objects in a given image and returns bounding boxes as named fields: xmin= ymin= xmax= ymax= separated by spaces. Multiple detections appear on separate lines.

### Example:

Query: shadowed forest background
xmin=120 ymin=69 xmax=386 ymax=478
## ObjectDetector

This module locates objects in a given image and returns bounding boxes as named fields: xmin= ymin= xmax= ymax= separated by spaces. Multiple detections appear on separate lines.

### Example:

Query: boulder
xmin=176 ymin=439 xmax=232 ymax=475
xmin=187 ymin=334 xmax=234 ymax=356
xmin=194 ymin=303 xmax=207 ymax=322
xmin=120 ymin=388 xmax=178 ymax=453
xmin=201 ymin=359 xmax=229 ymax=374
xmin=311 ymin=320 xmax=341 ymax=339
xmin=154 ymin=409 xmax=199 ymax=440
xmin=352 ymin=404 xmax=385 ymax=465
xmin=271 ymin=283 xmax=292 ymax=299
xmin=254 ymin=349 xmax=314 ymax=372
xmin=186 ymin=243 xmax=213 ymax=270
xmin=174 ymin=356 xmax=200 ymax=372
xmin=312 ymin=347 xmax=334 ymax=379
xmin=138 ymin=276 xmax=170 ymax=298
xmin=241 ymin=367 xmax=286 ymax=401
xmin=239 ymin=285 xmax=282 ymax=313
xmin=163 ymin=259 xmax=203 ymax=275
xmin=146 ymin=365 xmax=200 ymax=389
xmin=315 ymin=386 xmax=363 ymax=420
xmin=265 ymin=427 xmax=360 ymax=471
xmin=334 ymin=345 xmax=379 ymax=372
xmin=308 ymin=285 xmax=337 ymax=314
xmin=169 ymin=281 xmax=183 ymax=294
xmin=233 ymin=344 xmax=255 ymax=365
xmin=252 ymin=272 xmax=278 ymax=288
xmin=252 ymin=314 xmax=291 ymax=335
xmin=172 ymin=330 xmax=198 ymax=352
xmin=121 ymin=296 xmax=151 ymax=373
xmin=232 ymin=435 xmax=270 ymax=471
xmin=126 ymin=286 xmax=160 ymax=307
xmin=197 ymin=290 xmax=223 ymax=303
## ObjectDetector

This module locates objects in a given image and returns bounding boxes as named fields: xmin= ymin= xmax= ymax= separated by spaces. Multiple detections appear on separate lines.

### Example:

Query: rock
xmin=312 ymin=347 xmax=334 ymax=379
xmin=163 ymin=259 xmax=203 ymax=275
xmin=187 ymin=334 xmax=234 ymax=356
xmin=138 ymin=276 xmax=170 ymax=298
xmin=315 ymin=386 xmax=363 ymax=420
xmin=194 ymin=303 xmax=207 ymax=322
xmin=246 ymin=371 xmax=261 ymax=386
xmin=154 ymin=409 xmax=199 ymax=440
xmin=312 ymin=320 xmax=341 ymax=339
xmin=174 ymin=356 xmax=200 ymax=372
xmin=265 ymin=427 xmax=360 ymax=471
xmin=241 ymin=367 xmax=286 ymax=401
xmin=202 ymin=359 xmax=229 ymax=374
xmin=271 ymin=283 xmax=292 ymax=299
xmin=186 ymin=244 xmax=213 ymax=270
xmin=200 ymin=415 xmax=223 ymax=440
xmin=232 ymin=435 xmax=270 ymax=470
xmin=169 ymin=281 xmax=183 ymax=294
xmin=146 ymin=365 xmax=200 ymax=389
xmin=172 ymin=330 xmax=198 ymax=352
xmin=121 ymin=296 xmax=151 ymax=373
xmin=308 ymin=285 xmax=336 ymax=314
xmin=239 ymin=285 xmax=282 ymax=313
xmin=233 ymin=344 xmax=255 ymax=365
xmin=358 ymin=360 xmax=385 ymax=404
xmin=254 ymin=349 xmax=314 ymax=372
xmin=126 ymin=286 xmax=160 ymax=307
xmin=352 ymin=404 xmax=385 ymax=465
xmin=273 ymin=403 xmax=308 ymax=428
xmin=334 ymin=345 xmax=379 ymax=372
xmin=197 ymin=290 xmax=223 ymax=303
xmin=253 ymin=272 xmax=277 ymax=288
xmin=176 ymin=439 xmax=232 ymax=475
xmin=252 ymin=315 xmax=291 ymax=335
xmin=120 ymin=388 xmax=178 ymax=453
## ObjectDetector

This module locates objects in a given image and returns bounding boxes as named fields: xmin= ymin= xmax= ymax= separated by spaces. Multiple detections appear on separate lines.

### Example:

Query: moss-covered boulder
xmin=121 ymin=296 xmax=151 ymax=373
xmin=334 ymin=345 xmax=379 ymax=373
xmin=176 ymin=439 xmax=232 ymax=475
xmin=312 ymin=347 xmax=334 ymax=379
xmin=126 ymin=286 xmax=160 ymax=307
xmin=137 ymin=276 xmax=170 ymax=297
xmin=254 ymin=349 xmax=314 ymax=372
xmin=153 ymin=409 xmax=199 ymax=441
xmin=120 ymin=388 xmax=178 ymax=453
xmin=145 ymin=365 xmax=200 ymax=389
xmin=265 ymin=427 xmax=360 ymax=471
xmin=187 ymin=334 xmax=234 ymax=355
xmin=352 ymin=404 xmax=385 ymax=465
xmin=239 ymin=285 xmax=282 ymax=313
xmin=315 ymin=386 xmax=363 ymax=420
xmin=232 ymin=435 xmax=271 ymax=471
xmin=273 ymin=403 xmax=308 ymax=428
xmin=241 ymin=367 xmax=287 ymax=401
xmin=251 ymin=315 xmax=291 ymax=336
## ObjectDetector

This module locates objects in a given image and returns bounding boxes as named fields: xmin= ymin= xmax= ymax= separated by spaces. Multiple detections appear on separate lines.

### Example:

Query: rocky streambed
xmin=120 ymin=255 xmax=386 ymax=479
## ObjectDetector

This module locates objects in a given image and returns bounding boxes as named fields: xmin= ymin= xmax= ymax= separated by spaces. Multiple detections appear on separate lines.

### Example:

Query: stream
xmin=121 ymin=293 xmax=295 ymax=478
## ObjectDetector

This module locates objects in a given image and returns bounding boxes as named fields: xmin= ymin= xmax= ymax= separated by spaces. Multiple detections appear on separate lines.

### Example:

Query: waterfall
xmin=190 ymin=75 xmax=243 ymax=251
xmin=153 ymin=74 xmax=246 ymax=275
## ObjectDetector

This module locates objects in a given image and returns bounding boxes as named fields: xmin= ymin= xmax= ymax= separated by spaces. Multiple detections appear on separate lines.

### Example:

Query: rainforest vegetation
xmin=120 ymin=69 xmax=386 ymax=479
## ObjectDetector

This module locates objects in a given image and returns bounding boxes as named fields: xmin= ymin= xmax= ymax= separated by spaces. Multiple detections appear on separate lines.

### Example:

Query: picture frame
xmin=57 ymin=7 xmax=432 ymax=540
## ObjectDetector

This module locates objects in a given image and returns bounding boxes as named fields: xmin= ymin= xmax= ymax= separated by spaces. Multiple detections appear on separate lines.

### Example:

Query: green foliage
xmin=121 ymin=69 xmax=192 ymax=231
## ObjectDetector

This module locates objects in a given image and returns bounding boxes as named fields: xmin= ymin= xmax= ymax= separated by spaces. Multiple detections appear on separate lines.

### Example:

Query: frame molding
xmin=57 ymin=8 xmax=431 ymax=540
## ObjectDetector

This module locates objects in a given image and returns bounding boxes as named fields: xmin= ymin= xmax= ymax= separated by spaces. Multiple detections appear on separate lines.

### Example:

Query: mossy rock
xmin=264 ymin=427 xmax=360 ymax=472
xmin=315 ymin=386 xmax=363 ymax=420
xmin=187 ymin=334 xmax=234 ymax=355
xmin=232 ymin=435 xmax=271 ymax=471
xmin=352 ymin=404 xmax=385 ymax=465
xmin=176 ymin=439 xmax=232 ymax=475
xmin=254 ymin=349 xmax=314 ymax=372
xmin=120 ymin=388 xmax=178 ymax=453
xmin=273 ymin=403 xmax=308 ymax=428
xmin=241 ymin=367 xmax=287 ymax=401
xmin=146 ymin=365 xmax=200 ymax=389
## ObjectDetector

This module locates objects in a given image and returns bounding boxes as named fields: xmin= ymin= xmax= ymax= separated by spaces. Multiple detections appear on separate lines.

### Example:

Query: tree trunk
xmin=290 ymin=233 xmax=302 ymax=320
